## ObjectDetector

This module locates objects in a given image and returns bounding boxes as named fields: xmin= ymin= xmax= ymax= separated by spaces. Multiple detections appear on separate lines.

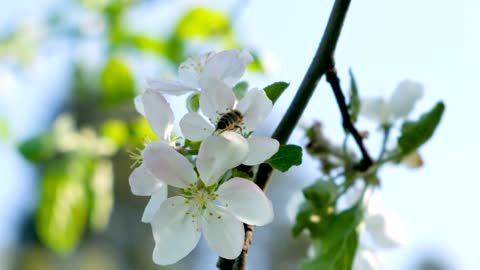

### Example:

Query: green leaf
xmin=233 ymin=81 xmax=248 ymax=100
xmin=292 ymin=201 xmax=315 ymax=237
xmin=165 ymin=35 xmax=185 ymax=65
xmin=348 ymin=69 xmax=360 ymax=123
xmin=36 ymin=157 xmax=91 ymax=254
xmin=301 ymin=230 xmax=359 ymax=270
xmin=175 ymin=7 xmax=230 ymax=39
xmin=100 ymin=58 xmax=135 ymax=106
xmin=100 ymin=119 xmax=129 ymax=146
xmin=0 ymin=117 xmax=10 ymax=140
xmin=247 ymin=51 xmax=265 ymax=73
xmin=266 ymin=144 xmax=302 ymax=172
xmin=263 ymin=81 xmax=289 ymax=104
xmin=301 ymin=206 xmax=362 ymax=270
xmin=303 ymin=181 xmax=338 ymax=213
xmin=397 ymin=101 xmax=445 ymax=156
xmin=88 ymin=160 xmax=114 ymax=231
xmin=125 ymin=34 xmax=166 ymax=55
xmin=18 ymin=132 xmax=56 ymax=163
xmin=186 ymin=92 xmax=200 ymax=112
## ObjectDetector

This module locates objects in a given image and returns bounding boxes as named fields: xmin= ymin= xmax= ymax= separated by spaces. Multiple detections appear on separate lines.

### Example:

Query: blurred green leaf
xmin=303 ymin=181 xmax=338 ymax=213
xmin=175 ymin=7 xmax=230 ymax=39
xmin=125 ymin=35 xmax=166 ymax=55
xmin=348 ymin=69 xmax=360 ymax=123
xmin=100 ymin=58 xmax=135 ymax=106
xmin=186 ymin=92 xmax=200 ymax=113
xmin=397 ymin=101 xmax=445 ymax=156
xmin=101 ymin=119 xmax=129 ymax=146
xmin=263 ymin=81 xmax=289 ymax=104
xmin=247 ymin=51 xmax=265 ymax=73
xmin=36 ymin=157 xmax=92 ymax=254
xmin=0 ymin=117 xmax=10 ymax=140
xmin=166 ymin=35 xmax=185 ymax=64
xmin=233 ymin=81 xmax=248 ymax=100
xmin=292 ymin=201 xmax=315 ymax=237
xmin=18 ymin=132 xmax=56 ymax=163
xmin=130 ymin=117 xmax=157 ymax=145
xmin=266 ymin=144 xmax=302 ymax=172
xmin=88 ymin=159 xmax=114 ymax=231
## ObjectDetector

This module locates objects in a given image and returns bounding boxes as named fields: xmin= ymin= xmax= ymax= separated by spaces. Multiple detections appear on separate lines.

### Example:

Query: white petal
xmin=134 ymin=94 xmax=145 ymax=116
xmin=179 ymin=112 xmax=215 ymax=142
xmin=360 ymin=97 xmax=392 ymax=125
xmin=353 ymin=248 xmax=383 ymax=270
xmin=196 ymin=132 xmax=248 ymax=186
xmin=203 ymin=49 xmax=253 ymax=86
xmin=151 ymin=196 xmax=201 ymax=265
xmin=199 ymin=76 xmax=235 ymax=123
xmin=202 ymin=204 xmax=244 ymax=259
xmin=364 ymin=213 xmax=405 ymax=248
xmin=143 ymin=141 xmax=197 ymax=188
xmin=243 ymin=136 xmax=279 ymax=166
xmin=178 ymin=52 xmax=213 ymax=88
xmin=141 ymin=186 xmax=168 ymax=223
xmin=129 ymin=164 xmax=164 ymax=196
xmin=235 ymin=88 xmax=272 ymax=132
xmin=216 ymin=177 xmax=274 ymax=226
xmin=142 ymin=91 xmax=174 ymax=141
xmin=146 ymin=78 xmax=197 ymax=96
xmin=389 ymin=79 xmax=424 ymax=118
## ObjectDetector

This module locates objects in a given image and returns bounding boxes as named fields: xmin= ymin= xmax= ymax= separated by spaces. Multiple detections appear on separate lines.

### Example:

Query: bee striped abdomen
xmin=215 ymin=110 xmax=243 ymax=132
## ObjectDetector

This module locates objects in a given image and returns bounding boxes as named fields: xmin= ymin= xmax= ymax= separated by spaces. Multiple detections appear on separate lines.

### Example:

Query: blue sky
xmin=1 ymin=0 xmax=479 ymax=269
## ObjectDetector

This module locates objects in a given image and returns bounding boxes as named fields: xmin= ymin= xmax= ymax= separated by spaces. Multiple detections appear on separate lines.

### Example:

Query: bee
xmin=215 ymin=109 xmax=244 ymax=134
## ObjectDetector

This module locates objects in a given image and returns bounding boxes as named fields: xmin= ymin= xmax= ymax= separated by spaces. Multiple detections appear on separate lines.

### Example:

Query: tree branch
xmin=325 ymin=68 xmax=373 ymax=171
xmin=217 ymin=0 xmax=352 ymax=269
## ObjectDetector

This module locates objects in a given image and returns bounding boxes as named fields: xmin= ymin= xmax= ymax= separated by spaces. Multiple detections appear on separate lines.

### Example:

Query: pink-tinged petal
xmin=141 ymin=186 xmax=168 ymax=223
xmin=142 ymin=91 xmax=174 ymax=141
xmin=143 ymin=141 xmax=196 ymax=188
xmin=179 ymin=112 xmax=214 ymax=142
xmin=243 ymin=137 xmax=279 ymax=166
xmin=202 ymin=204 xmax=244 ymax=259
xmin=146 ymin=78 xmax=197 ymax=96
xmin=389 ymin=79 xmax=424 ymax=119
xmin=235 ymin=88 xmax=272 ymax=132
xmin=216 ymin=177 xmax=274 ymax=226
xmin=178 ymin=52 xmax=213 ymax=88
xmin=199 ymin=76 xmax=235 ymax=123
xmin=360 ymin=97 xmax=392 ymax=124
xmin=134 ymin=94 xmax=145 ymax=116
xmin=151 ymin=196 xmax=201 ymax=265
xmin=196 ymin=132 xmax=248 ymax=186
xmin=203 ymin=49 xmax=253 ymax=86
xmin=129 ymin=164 xmax=164 ymax=196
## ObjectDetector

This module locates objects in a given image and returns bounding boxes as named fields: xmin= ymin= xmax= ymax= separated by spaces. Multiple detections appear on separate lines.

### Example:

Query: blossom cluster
xmin=128 ymin=49 xmax=278 ymax=265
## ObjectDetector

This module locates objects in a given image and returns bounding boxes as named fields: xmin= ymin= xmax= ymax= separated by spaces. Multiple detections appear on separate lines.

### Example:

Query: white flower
xmin=180 ymin=76 xmax=279 ymax=165
xmin=142 ymin=131 xmax=274 ymax=265
xmin=146 ymin=49 xmax=253 ymax=96
xmin=360 ymin=79 xmax=424 ymax=125
xmin=129 ymin=90 xmax=175 ymax=222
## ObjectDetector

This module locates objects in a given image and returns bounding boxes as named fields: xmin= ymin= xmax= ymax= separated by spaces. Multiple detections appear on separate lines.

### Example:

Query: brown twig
xmin=217 ymin=0 xmax=353 ymax=269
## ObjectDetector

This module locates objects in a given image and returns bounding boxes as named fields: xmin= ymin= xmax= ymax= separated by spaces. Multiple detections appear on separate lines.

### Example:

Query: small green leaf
xmin=303 ymin=181 xmax=338 ymax=213
xmin=100 ymin=119 xmax=129 ymax=146
xmin=397 ymin=101 xmax=445 ymax=156
xmin=292 ymin=201 xmax=315 ymax=237
xmin=125 ymin=34 xmax=166 ymax=55
xmin=100 ymin=58 xmax=135 ymax=106
xmin=18 ymin=132 xmax=56 ymax=163
xmin=0 ymin=117 xmax=10 ymax=140
xmin=186 ymin=92 xmax=200 ymax=112
xmin=233 ymin=81 xmax=248 ymax=100
xmin=247 ymin=51 xmax=265 ymax=73
xmin=36 ymin=157 xmax=91 ymax=254
xmin=175 ymin=7 xmax=230 ymax=39
xmin=266 ymin=144 xmax=302 ymax=172
xmin=348 ymin=69 xmax=360 ymax=122
xmin=263 ymin=81 xmax=289 ymax=104
xmin=88 ymin=160 xmax=114 ymax=231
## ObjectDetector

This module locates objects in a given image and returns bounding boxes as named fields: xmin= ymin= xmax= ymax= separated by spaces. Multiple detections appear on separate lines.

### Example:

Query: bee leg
xmin=235 ymin=125 xmax=244 ymax=136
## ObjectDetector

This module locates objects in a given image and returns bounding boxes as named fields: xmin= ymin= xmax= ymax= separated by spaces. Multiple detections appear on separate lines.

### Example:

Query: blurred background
xmin=0 ymin=0 xmax=478 ymax=269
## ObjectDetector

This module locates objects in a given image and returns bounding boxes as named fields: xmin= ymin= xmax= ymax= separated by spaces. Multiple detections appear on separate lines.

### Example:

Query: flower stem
xmin=217 ymin=0 xmax=353 ymax=269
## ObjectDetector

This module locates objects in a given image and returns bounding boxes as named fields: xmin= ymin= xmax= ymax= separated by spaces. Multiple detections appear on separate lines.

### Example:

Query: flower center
xmin=183 ymin=183 xmax=218 ymax=219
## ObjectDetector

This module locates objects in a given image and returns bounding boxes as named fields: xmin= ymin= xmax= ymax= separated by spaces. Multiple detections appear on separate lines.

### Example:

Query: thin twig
xmin=325 ymin=68 xmax=373 ymax=171
xmin=216 ymin=0 xmax=352 ymax=269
